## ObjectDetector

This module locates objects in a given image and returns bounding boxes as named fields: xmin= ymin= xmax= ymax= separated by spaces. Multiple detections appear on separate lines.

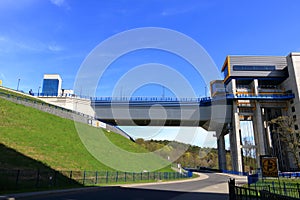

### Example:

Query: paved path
xmin=6 ymin=172 xmax=247 ymax=200
xmin=121 ymin=172 xmax=247 ymax=199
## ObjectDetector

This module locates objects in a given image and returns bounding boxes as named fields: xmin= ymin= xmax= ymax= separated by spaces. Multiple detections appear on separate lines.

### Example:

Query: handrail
xmin=91 ymin=96 xmax=212 ymax=102
xmin=226 ymin=93 xmax=295 ymax=99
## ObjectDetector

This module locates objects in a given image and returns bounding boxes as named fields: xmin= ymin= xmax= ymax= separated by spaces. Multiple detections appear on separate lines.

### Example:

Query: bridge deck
xmin=91 ymin=96 xmax=212 ymax=106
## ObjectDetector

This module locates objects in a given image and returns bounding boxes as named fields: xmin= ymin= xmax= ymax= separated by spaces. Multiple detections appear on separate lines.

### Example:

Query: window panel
xmin=232 ymin=65 xmax=276 ymax=71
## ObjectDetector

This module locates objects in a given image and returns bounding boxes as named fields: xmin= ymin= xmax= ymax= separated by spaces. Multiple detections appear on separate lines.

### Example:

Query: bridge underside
xmin=92 ymin=100 xmax=231 ymax=130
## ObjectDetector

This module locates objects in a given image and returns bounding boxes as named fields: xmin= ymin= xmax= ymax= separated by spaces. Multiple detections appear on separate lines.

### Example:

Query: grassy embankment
xmin=0 ymin=91 xmax=172 ymax=172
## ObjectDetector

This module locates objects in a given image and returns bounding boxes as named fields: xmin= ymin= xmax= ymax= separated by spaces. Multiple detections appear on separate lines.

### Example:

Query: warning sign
xmin=261 ymin=157 xmax=278 ymax=177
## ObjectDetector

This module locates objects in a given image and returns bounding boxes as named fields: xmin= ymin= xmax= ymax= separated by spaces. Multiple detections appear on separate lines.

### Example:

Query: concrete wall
xmin=283 ymin=53 xmax=300 ymax=128
xmin=228 ymin=56 xmax=287 ymax=78
xmin=39 ymin=97 xmax=95 ymax=117
xmin=281 ymin=53 xmax=300 ymax=168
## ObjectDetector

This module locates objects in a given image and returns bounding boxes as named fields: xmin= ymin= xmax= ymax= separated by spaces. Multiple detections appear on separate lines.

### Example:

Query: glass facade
xmin=233 ymin=65 xmax=276 ymax=71
xmin=42 ymin=79 xmax=59 ymax=96
xmin=211 ymin=81 xmax=226 ymax=96
xmin=223 ymin=65 xmax=229 ymax=79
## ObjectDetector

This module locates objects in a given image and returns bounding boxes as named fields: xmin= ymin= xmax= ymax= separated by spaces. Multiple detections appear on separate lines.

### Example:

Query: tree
xmin=269 ymin=116 xmax=300 ymax=169
xmin=135 ymin=139 xmax=220 ymax=169
xmin=242 ymin=137 xmax=257 ymax=172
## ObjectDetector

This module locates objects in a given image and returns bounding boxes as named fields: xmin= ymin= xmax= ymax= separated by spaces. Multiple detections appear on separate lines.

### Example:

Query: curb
xmin=121 ymin=172 xmax=207 ymax=187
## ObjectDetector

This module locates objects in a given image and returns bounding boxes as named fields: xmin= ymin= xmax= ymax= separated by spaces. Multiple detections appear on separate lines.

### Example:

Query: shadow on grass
xmin=0 ymin=144 xmax=82 ymax=194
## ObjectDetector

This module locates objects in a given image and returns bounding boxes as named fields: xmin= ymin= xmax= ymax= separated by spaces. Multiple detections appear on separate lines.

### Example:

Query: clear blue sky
xmin=1 ymin=0 xmax=300 ymax=147
xmin=1 ymin=0 xmax=300 ymax=94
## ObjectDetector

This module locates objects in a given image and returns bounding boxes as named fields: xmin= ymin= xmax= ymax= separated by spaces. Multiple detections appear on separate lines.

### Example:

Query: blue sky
xmin=1 ymin=0 xmax=300 ymax=94
xmin=1 ymin=0 xmax=300 ymax=147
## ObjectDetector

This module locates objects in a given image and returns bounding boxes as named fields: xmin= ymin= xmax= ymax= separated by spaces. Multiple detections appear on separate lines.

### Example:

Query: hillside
xmin=136 ymin=139 xmax=220 ymax=169
xmin=0 ymin=97 xmax=170 ymax=172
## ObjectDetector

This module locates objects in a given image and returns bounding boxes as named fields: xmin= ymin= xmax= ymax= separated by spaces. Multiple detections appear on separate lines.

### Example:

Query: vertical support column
xmin=253 ymin=79 xmax=259 ymax=96
xmin=218 ymin=133 xmax=227 ymax=171
xmin=229 ymin=78 xmax=243 ymax=172
xmin=254 ymin=102 xmax=266 ymax=159
xmin=230 ymin=102 xmax=243 ymax=172
xmin=231 ymin=79 xmax=237 ymax=95
xmin=251 ymin=78 xmax=267 ymax=168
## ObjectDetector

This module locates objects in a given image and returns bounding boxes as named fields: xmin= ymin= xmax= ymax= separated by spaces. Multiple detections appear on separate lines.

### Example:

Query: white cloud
xmin=50 ymin=0 xmax=64 ymax=7
xmin=161 ymin=9 xmax=190 ymax=16
xmin=0 ymin=36 xmax=40 ymax=53
xmin=50 ymin=0 xmax=70 ymax=9
xmin=0 ymin=35 xmax=65 ymax=53
xmin=161 ymin=2 xmax=215 ymax=17
xmin=48 ymin=44 xmax=64 ymax=52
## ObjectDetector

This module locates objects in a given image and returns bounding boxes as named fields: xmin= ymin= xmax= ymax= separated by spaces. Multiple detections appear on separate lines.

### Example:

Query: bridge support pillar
xmin=217 ymin=133 xmax=227 ymax=171
xmin=230 ymin=102 xmax=243 ymax=172
xmin=253 ymin=101 xmax=266 ymax=168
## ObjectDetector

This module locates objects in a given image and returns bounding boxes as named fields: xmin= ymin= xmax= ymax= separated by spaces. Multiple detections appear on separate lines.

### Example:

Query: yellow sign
xmin=261 ymin=157 xmax=278 ymax=177
xmin=0 ymin=80 xmax=2 ymax=86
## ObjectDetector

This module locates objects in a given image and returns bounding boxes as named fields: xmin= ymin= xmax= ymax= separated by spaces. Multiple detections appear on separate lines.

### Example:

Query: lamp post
xmin=17 ymin=78 xmax=20 ymax=91
xmin=38 ymin=86 xmax=41 ymax=96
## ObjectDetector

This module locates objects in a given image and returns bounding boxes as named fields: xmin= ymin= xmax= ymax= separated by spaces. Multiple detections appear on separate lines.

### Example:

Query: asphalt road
xmin=17 ymin=172 xmax=246 ymax=200
xmin=128 ymin=172 xmax=229 ymax=192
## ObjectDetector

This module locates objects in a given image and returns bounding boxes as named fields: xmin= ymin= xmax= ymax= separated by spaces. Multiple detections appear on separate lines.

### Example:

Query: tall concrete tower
xmin=212 ymin=54 xmax=298 ymax=172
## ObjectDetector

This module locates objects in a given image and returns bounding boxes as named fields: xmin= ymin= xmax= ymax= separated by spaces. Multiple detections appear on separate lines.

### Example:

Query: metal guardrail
xmin=0 ymin=91 xmax=93 ymax=119
xmin=0 ymin=169 xmax=190 ymax=193
xmin=35 ymin=93 xmax=213 ymax=103
xmin=280 ymin=172 xmax=300 ymax=178
xmin=33 ymin=92 xmax=295 ymax=104
xmin=226 ymin=93 xmax=295 ymax=100
xmin=33 ymin=92 xmax=295 ymax=103
xmin=91 ymin=96 xmax=212 ymax=103
xmin=228 ymin=178 xmax=300 ymax=200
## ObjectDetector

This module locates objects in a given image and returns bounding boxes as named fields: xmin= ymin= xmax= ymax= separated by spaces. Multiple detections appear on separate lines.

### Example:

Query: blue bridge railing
xmin=91 ymin=96 xmax=212 ymax=103
xmin=35 ymin=92 xmax=295 ymax=102
xmin=226 ymin=93 xmax=295 ymax=100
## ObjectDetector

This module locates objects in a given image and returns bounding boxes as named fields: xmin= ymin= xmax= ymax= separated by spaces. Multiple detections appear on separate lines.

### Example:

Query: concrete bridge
xmin=39 ymin=89 xmax=295 ymax=174
xmin=91 ymin=96 xmax=231 ymax=128
xmin=38 ymin=53 xmax=300 ymax=173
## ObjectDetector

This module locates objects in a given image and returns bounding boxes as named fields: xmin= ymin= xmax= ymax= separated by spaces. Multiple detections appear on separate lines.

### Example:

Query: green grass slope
xmin=0 ymin=97 xmax=170 ymax=172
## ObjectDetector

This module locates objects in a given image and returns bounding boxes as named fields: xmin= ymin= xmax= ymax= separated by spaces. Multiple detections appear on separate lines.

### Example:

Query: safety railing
xmin=226 ymin=93 xmax=295 ymax=100
xmin=0 ymin=91 xmax=93 ymax=120
xmin=91 ymin=96 xmax=212 ymax=103
xmin=280 ymin=171 xmax=300 ymax=178
xmin=229 ymin=178 xmax=300 ymax=200
xmin=0 ymin=169 xmax=190 ymax=193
